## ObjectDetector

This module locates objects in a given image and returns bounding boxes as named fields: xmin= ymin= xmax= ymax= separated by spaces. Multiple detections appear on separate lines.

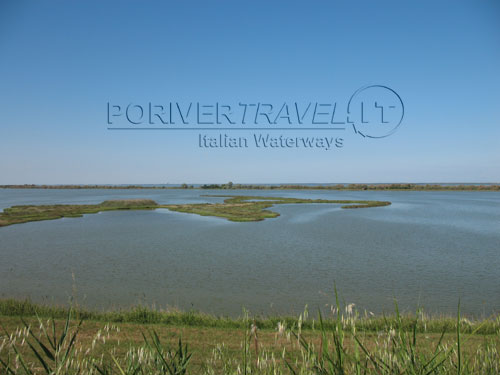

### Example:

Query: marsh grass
xmin=0 ymin=200 xmax=158 ymax=227
xmin=163 ymin=196 xmax=391 ymax=222
xmin=1 ymin=299 xmax=499 ymax=335
xmin=1 ymin=296 xmax=499 ymax=374
xmin=0 ymin=196 xmax=391 ymax=227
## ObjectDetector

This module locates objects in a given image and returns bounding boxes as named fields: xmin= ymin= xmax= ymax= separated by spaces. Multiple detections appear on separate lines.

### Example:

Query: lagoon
xmin=0 ymin=188 xmax=499 ymax=317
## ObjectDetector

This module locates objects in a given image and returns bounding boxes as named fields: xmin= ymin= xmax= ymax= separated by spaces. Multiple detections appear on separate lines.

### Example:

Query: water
xmin=0 ymin=189 xmax=499 ymax=317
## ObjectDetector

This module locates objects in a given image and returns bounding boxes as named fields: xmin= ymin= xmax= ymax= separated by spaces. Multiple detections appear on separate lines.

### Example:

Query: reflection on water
xmin=0 ymin=189 xmax=499 ymax=317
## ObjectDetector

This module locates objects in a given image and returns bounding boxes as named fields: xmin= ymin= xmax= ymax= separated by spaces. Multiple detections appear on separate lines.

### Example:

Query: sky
xmin=0 ymin=0 xmax=499 ymax=184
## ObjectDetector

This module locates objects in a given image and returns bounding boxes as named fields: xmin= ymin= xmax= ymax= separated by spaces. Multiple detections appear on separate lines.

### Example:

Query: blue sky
xmin=0 ymin=0 xmax=499 ymax=184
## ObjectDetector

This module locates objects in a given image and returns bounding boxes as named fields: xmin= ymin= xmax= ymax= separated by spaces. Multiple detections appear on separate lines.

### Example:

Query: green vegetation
xmin=1 ymin=298 xmax=499 ymax=374
xmin=0 ymin=299 xmax=498 ymax=335
xmin=164 ymin=196 xmax=390 ymax=222
xmin=0 ymin=196 xmax=390 ymax=227
xmin=0 ymin=199 xmax=158 ymax=227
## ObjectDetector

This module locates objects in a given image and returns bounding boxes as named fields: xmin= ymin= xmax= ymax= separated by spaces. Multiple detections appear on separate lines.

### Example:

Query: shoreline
xmin=1 ymin=298 xmax=498 ymax=334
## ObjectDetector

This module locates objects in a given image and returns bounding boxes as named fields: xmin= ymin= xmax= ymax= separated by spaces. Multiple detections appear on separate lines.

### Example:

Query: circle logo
xmin=348 ymin=85 xmax=404 ymax=138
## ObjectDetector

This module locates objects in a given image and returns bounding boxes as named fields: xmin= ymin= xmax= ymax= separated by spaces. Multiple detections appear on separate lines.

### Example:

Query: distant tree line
xmin=200 ymin=182 xmax=233 ymax=189
xmin=199 ymin=183 xmax=500 ymax=190
xmin=1 ymin=183 xmax=499 ymax=191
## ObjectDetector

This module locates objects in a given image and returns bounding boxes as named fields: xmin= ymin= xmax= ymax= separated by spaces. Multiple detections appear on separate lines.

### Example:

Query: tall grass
xmin=1 ymin=296 xmax=499 ymax=374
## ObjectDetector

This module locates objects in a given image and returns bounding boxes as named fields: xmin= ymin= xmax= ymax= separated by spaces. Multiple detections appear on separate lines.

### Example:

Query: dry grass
xmin=1 ymin=305 xmax=499 ymax=374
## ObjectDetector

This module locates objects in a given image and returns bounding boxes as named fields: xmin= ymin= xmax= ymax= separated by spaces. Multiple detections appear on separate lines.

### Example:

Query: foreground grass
xmin=0 ymin=196 xmax=391 ymax=227
xmin=1 ymin=299 xmax=499 ymax=374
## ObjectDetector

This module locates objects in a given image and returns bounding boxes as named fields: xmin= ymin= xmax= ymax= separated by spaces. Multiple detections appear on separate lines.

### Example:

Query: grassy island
xmin=0 ymin=199 xmax=159 ymax=227
xmin=0 ymin=196 xmax=391 ymax=227
xmin=164 ymin=195 xmax=391 ymax=222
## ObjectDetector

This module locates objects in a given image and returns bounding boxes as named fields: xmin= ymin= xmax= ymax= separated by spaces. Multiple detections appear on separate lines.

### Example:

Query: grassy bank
xmin=0 ymin=299 xmax=499 ymax=335
xmin=1 ymin=299 xmax=499 ymax=374
xmin=0 ymin=196 xmax=390 ymax=227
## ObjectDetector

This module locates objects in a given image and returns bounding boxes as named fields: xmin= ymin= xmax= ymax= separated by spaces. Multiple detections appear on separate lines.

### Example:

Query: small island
xmin=0 ymin=195 xmax=391 ymax=227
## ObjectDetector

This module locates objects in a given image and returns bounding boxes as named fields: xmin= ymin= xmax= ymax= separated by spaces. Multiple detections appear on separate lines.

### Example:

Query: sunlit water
xmin=0 ymin=189 xmax=499 ymax=317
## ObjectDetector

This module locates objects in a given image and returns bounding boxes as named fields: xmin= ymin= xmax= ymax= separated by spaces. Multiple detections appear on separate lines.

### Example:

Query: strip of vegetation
xmin=200 ymin=183 xmax=500 ymax=191
xmin=164 ymin=196 xmax=390 ymax=222
xmin=0 ymin=196 xmax=390 ymax=227
xmin=0 ymin=299 xmax=498 ymax=335
xmin=1 ymin=183 xmax=499 ymax=190
xmin=0 ymin=199 xmax=158 ymax=227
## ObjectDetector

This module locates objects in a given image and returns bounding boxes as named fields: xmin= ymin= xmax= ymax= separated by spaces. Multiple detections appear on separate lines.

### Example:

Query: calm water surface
xmin=0 ymin=189 xmax=499 ymax=317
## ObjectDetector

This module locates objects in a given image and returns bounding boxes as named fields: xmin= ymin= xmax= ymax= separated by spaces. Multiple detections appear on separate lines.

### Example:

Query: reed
xmin=1 ymin=297 xmax=499 ymax=374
